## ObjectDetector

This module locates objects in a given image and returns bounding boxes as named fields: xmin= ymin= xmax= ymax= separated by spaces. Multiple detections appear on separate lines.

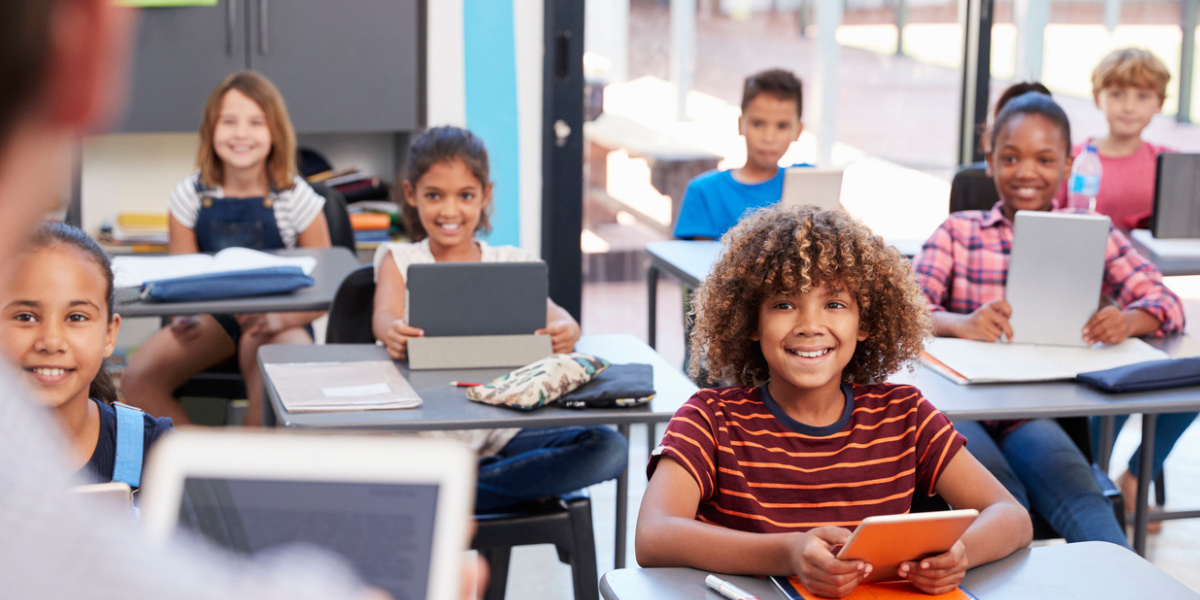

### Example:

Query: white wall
xmin=80 ymin=133 xmax=197 ymax=237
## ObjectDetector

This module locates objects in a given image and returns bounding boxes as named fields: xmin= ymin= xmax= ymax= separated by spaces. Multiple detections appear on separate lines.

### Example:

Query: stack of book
xmin=101 ymin=213 xmax=169 ymax=251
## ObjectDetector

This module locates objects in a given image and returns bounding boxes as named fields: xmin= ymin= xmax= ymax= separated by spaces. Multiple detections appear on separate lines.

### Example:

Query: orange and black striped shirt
xmin=648 ymin=383 xmax=966 ymax=533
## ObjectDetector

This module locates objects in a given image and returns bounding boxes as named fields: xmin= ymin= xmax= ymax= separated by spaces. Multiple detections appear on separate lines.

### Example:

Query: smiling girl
xmin=120 ymin=71 xmax=331 ymax=427
xmin=912 ymin=90 xmax=1184 ymax=545
xmin=0 ymin=223 xmax=172 ymax=487
xmin=371 ymin=126 xmax=626 ymax=512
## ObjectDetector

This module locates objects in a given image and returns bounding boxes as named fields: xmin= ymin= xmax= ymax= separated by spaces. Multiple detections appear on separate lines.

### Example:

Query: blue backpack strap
xmin=112 ymin=402 xmax=145 ymax=488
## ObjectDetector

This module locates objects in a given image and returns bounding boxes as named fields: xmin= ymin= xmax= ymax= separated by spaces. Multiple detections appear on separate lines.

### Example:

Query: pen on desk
xmin=705 ymin=575 xmax=760 ymax=600
xmin=451 ymin=381 xmax=481 ymax=387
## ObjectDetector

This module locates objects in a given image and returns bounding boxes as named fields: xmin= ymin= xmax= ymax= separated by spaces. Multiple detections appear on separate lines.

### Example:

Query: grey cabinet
xmin=117 ymin=0 xmax=421 ymax=134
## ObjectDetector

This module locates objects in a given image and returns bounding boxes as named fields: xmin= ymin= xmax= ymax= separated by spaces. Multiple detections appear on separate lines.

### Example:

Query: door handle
xmin=226 ymin=0 xmax=237 ymax=56
xmin=258 ymin=0 xmax=269 ymax=54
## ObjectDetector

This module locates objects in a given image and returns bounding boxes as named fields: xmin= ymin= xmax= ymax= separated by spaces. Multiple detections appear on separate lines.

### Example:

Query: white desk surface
xmin=1129 ymin=229 xmax=1200 ymax=276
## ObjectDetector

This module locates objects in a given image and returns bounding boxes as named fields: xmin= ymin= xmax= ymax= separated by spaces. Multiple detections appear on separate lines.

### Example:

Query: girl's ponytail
xmin=90 ymin=366 xmax=119 ymax=406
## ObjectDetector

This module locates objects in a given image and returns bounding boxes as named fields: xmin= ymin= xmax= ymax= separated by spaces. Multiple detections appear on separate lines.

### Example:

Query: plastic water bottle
xmin=1068 ymin=145 xmax=1103 ymax=211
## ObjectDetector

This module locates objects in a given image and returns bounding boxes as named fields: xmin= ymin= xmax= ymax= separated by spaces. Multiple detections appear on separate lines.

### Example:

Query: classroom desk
xmin=258 ymin=333 xmax=700 ymax=569
xmin=645 ymin=239 xmax=921 ymax=348
xmin=890 ymin=334 xmax=1200 ymax=556
xmin=112 ymin=247 xmax=360 ymax=318
xmin=598 ymin=542 xmax=1199 ymax=600
xmin=1129 ymin=229 xmax=1200 ymax=276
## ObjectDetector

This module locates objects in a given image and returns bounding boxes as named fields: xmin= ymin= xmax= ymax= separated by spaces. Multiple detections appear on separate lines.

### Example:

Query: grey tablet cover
xmin=1151 ymin=153 xmax=1200 ymax=239
xmin=407 ymin=262 xmax=547 ymax=337
xmin=1006 ymin=211 xmax=1110 ymax=347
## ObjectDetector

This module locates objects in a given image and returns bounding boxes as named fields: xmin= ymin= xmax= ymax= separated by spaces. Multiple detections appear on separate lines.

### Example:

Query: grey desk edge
xmin=599 ymin=542 xmax=1199 ymax=600
xmin=113 ymin=247 xmax=360 ymax=317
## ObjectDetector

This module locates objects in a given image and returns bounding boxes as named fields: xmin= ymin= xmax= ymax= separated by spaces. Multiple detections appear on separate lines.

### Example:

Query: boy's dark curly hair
xmin=688 ymin=205 xmax=931 ymax=386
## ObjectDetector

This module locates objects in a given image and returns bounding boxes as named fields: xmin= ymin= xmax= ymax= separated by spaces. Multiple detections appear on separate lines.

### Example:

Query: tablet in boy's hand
xmin=836 ymin=509 xmax=979 ymax=583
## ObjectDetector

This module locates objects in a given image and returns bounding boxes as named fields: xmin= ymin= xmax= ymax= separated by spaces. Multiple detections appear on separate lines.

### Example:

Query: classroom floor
xmin=490 ymin=278 xmax=1200 ymax=599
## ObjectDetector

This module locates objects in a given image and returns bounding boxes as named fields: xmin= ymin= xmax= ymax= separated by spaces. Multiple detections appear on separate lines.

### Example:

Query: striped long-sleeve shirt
xmin=649 ymin=383 xmax=966 ymax=533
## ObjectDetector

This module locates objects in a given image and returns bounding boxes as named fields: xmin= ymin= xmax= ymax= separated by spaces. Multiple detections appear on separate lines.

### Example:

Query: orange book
xmin=349 ymin=212 xmax=391 ymax=231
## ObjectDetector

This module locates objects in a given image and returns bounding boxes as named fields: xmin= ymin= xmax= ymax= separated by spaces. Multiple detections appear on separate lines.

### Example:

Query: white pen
xmin=705 ymin=574 xmax=761 ymax=600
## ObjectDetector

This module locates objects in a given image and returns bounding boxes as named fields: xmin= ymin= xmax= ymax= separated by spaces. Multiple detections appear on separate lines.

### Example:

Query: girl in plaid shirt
xmin=913 ymin=90 xmax=1184 ymax=545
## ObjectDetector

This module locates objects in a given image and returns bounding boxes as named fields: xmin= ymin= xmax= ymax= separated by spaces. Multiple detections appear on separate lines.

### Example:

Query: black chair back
xmin=311 ymin=182 xmax=357 ymax=253
xmin=326 ymin=264 xmax=377 ymax=344
xmin=949 ymin=164 xmax=1000 ymax=214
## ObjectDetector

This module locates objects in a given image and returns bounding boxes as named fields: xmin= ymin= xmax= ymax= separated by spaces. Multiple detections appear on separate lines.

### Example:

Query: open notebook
xmin=111 ymin=247 xmax=317 ymax=288
xmin=923 ymin=337 xmax=1169 ymax=384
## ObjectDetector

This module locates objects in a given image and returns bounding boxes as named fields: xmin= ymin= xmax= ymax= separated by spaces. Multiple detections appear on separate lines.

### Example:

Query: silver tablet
xmin=779 ymin=167 xmax=845 ymax=212
xmin=1007 ymin=211 xmax=1110 ymax=346
xmin=140 ymin=430 xmax=476 ymax=600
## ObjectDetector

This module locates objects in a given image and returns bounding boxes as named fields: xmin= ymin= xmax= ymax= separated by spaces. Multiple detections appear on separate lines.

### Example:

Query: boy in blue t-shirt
xmin=673 ymin=68 xmax=807 ymax=240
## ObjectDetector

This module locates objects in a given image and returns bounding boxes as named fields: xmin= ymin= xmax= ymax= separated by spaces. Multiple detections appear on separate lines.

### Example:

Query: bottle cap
xmin=1085 ymin=144 xmax=1098 ymax=152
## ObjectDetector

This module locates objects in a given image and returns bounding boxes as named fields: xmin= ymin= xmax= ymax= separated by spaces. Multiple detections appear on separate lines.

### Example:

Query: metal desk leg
xmin=647 ymin=423 xmax=658 ymax=460
xmin=648 ymin=265 xmax=660 ymax=349
xmin=1098 ymin=415 xmax=1115 ymax=472
xmin=1133 ymin=414 xmax=1157 ymax=555
xmin=616 ymin=423 xmax=631 ymax=569
xmin=262 ymin=380 xmax=276 ymax=427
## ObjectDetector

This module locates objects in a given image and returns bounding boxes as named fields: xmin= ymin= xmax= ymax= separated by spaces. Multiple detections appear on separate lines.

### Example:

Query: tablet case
xmin=406 ymin=262 xmax=551 ymax=370
xmin=1151 ymin=153 xmax=1200 ymax=239
xmin=1006 ymin=211 xmax=1110 ymax=347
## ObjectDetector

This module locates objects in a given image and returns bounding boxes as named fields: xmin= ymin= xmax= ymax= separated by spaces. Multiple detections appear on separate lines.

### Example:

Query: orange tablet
xmin=836 ymin=509 xmax=979 ymax=583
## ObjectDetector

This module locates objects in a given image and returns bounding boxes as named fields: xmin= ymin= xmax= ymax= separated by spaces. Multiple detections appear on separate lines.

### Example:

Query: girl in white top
xmin=121 ymin=72 xmax=331 ymax=427
xmin=373 ymin=127 xmax=627 ymax=512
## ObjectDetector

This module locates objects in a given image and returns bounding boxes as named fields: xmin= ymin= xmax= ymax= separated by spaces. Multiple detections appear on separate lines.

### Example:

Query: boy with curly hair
xmin=636 ymin=206 xmax=1030 ymax=598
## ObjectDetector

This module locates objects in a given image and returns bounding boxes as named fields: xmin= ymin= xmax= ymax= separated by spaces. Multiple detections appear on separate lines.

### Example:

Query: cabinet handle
xmin=258 ymin=0 xmax=269 ymax=54
xmin=226 ymin=0 xmax=237 ymax=56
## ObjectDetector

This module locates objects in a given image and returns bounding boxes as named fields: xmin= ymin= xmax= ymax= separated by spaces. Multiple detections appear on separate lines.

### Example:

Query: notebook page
xmin=207 ymin=247 xmax=317 ymax=275
xmin=925 ymin=337 xmax=1169 ymax=383
xmin=111 ymin=254 xmax=215 ymax=288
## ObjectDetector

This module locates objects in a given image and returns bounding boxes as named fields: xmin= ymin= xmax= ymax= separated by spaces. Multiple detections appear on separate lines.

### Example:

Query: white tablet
xmin=1007 ymin=211 xmax=1110 ymax=346
xmin=779 ymin=167 xmax=845 ymax=212
xmin=72 ymin=481 xmax=133 ymax=515
xmin=836 ymin=509 xmax=978 ymax=583
xmin=140 ymin=430 xmax=476 ymax=600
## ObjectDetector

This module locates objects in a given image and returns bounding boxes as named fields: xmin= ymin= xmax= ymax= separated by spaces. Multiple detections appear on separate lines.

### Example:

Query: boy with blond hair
xmin=1055 ymin=47 xmax=1173 ymax=230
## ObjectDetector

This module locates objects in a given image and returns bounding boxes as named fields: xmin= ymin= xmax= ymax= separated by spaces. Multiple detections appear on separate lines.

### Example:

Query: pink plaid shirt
xmin=913 ymin=203 xmax=1184 ymax=337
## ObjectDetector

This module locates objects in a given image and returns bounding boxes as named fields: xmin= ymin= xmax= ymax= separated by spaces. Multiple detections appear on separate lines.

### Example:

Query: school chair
xmin=949 ymin=163 xmax=999 ymax=213
xmin=912 ymin=417 xmax=1126 ymax=541
xmin=172 ymin=184 xmax=359 ymax=416
xmin=310 ymin=182 xmax=356 ymax=254
xmin=325 ymin=265 xmax=602 ymax=600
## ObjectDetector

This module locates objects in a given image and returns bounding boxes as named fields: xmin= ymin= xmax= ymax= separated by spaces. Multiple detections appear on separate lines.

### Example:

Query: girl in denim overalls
xmin=121 ymin=72 xmax=332 ymax=427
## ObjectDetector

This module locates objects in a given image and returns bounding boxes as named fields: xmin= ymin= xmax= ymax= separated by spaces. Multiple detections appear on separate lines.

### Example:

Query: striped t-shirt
xmin=167 ymin=171 xmax=326 ymax=250
xmin=649 ymin=383 xmax=966 ymax=533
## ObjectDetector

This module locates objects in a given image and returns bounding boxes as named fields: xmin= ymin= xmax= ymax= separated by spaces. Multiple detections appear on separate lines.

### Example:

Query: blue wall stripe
xmin=463 ymin=0 xmax=520 ymax=247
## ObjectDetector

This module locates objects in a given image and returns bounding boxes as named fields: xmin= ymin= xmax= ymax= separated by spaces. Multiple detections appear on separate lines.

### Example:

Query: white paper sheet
xmin=112 ymin=247 xmax=318 ymax=288
xmin=924 ymin=337 xmax=1170 ymax=384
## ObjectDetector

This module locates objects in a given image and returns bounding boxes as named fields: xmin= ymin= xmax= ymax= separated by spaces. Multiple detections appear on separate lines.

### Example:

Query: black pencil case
xmin=1075 ymin=357 xmax=1200 ymax=393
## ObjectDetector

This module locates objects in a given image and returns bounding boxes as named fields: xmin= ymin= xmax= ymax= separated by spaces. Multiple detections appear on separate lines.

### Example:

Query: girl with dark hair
xmin=913 ymin=91 xmax=1183 ymax=545
xmin=372 ymin=126 xmax=627 ymax=512
xmin=0 ymin=221 xmax=172 ymax=488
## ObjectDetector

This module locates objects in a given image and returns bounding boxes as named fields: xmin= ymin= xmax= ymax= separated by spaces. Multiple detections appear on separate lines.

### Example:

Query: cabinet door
xmin=247 ymin=0 xmax=420 ymax=133
xmin=117 ymin=1 xmax=248 ymax=132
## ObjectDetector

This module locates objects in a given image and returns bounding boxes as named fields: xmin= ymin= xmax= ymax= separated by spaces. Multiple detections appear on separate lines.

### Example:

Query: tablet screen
xmin=178 ymin=478 xmax=440 ymax=600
